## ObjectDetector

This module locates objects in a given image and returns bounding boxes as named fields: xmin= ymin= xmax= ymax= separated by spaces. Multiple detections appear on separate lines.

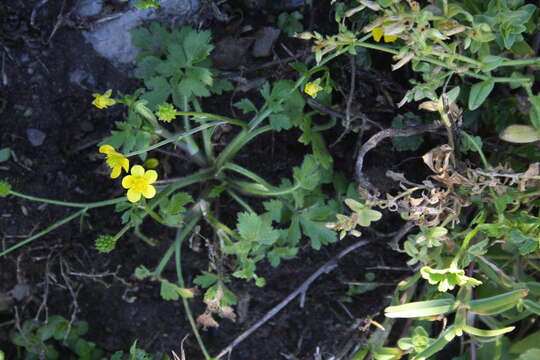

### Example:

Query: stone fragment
xmin=81 ymin=0 xmax=200 ymax=67
xmin=26 ymin=128 xmax=46 ymax=147
xmin=76 ymin=0 xmax=103 ymax=17
xmin=252 ymin=27 xmax=281 ymax=58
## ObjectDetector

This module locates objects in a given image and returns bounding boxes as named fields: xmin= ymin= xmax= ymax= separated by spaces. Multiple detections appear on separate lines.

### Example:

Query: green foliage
xmin=0 ymin=147 xmax=11 ymax=162
xmin=391 ymin=113 xmax=424 ymax=151
xmin=420 ymin=266 xmax=482 ymax=292
xmin=160 ymin=279 xmax=194 ymax=301
xmin=9 ymin=315 xmax=102 ymax=360
xmin=132 ymin=24 xmax=223 ymax=108
xmin=0 ymin=180 xmax=11 ymax=197
xmin=95 ymin=235 xmax=117 ymax=253
xmin=277 ymin=11 xmax=304 ymax=35
xmin=157 ymin=192 xmax=193 ymax=227
xmin=341 ymin=272 xmax=379 ymax=302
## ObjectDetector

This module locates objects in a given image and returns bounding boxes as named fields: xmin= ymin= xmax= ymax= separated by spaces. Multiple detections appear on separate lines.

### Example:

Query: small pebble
xmin=252 ymin=27 xmax=281 ymax=58
xmin=26 ymin=128 xmax=46 ymax=146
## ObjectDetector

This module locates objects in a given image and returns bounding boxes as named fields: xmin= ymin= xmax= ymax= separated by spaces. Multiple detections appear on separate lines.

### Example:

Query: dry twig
xmin=355 ymin=123 xmax=442 ymax=191
xmin=216 ymin=239 xmax=370 ymax=358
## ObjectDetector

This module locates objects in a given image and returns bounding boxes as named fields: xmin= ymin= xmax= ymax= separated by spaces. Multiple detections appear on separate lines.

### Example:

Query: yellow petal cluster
xmin=99 ymin=145 xmax=130 ymax=178
xmin=122 ymin=165 xmax=158 ymax=203
xmin=92 ymin=89 xmax=116 ymax=109
xmin=372 ymin=27 xmax=398 ymax=43
xmin=304 ymin=79 xmax=323 ymax=99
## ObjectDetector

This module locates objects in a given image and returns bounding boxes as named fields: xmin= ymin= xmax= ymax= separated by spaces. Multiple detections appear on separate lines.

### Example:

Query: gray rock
xmin=76 ymin=0 xmax=103 ymax=17
xmin=8 ymin=283 xmax=31 ymax=301
xmin=81 ymin=0 xmax=200 ymax=66
xmin=26 ymin=128 xmax=46 ymax=147
xmin=69 ymin=68 xmax=97 ymax=88
xmin=252 ymin=27 xmax=281 ymax=58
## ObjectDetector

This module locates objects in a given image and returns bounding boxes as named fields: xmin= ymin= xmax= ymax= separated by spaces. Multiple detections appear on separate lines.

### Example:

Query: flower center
xmin=130 ymin=176 xmax=149 ymax=192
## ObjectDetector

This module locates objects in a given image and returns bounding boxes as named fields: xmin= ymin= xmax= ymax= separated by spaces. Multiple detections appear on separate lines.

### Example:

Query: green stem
xmin=430 ymin=49 xmax=483 ymax=67
xmin=452 ymin=227 xmax=480 ymax=268
xmin=124 ymin=122 xmax=225 ymax=158
xmin=154 ymin=212 xmax=201 ymax=277
xmin=175 ymin=111 xmax=247 ymax=128
xmin=173 ymin=220 xmax=211 ymax=360
xmin=9 ymin=191 xmax=125 ymax=209
xmin=192 ymin=100 xmax=216 ymax=162
xmin=181 ymin=97 xmax=202 ymax=158
xmin=230 ymin=179 xmax=301 ymax=197
xmin=460 ymin=131 xmax=489 ymax=169
xmin=142 ymin=205 xmax=166 ymax=225
xmin=215 ymin=125 xmax=273 ymax=171
xmin=500 ymin=58 xmax=540 ymax=67
xmin=353 ymin=40 xmax=532 ymax=84
xmin=313 ymin=117 xmax=337 ymax=131
xmin=114 ymin=223 xmax=131 ymax=242
xmin=226 ymin=190 xmax=255 ymax=213
xmin=248 ymin=108 xmax=273 ymax=130
xmin=0 ymin=209 xmax=86 ymax=257
xmin=222 ymin=163 xmax=273 ymax=189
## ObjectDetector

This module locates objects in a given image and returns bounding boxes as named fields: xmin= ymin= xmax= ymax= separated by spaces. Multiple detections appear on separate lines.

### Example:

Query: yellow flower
xmin=99 ymin=145 xmax=130 ymax=178
xmin=304 ymin=79 xmax=323 ymax=98
xmin=92 ymin=89 xmax=116 ymax=109
xmin=121 ymin=165 xmax=158 ymax=203
xmin=372 ymin=27 xmax=398 ymax=43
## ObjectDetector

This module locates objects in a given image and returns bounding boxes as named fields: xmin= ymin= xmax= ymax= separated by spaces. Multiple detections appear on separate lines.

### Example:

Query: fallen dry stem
xmin=355 ymin=123 xmax=442 ymax=190
xmin=216 ymin=239 xmax=370 ymax=358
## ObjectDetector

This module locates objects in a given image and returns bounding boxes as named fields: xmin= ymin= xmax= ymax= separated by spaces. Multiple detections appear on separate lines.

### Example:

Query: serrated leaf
xmin=269 ymin=113 xmax=293 ymax=131
xmin=293 ymin=155 xmax=321 ymax=190
xmin=134 ymin=265 xmax=152 ymax=280
xmin=311 ymin=132 xmax=333 ymax=169
xmin=213 ymin=79 xmax=234 ymax=95
xmin=178 ymin=77 xmax=211 ymax=98
xmin=143 ymin=76 xmax=172 ymax=108
xmin=194 ymin=272 xmax=218 ymax=288
xmin=468 ymin=79 xmax=495 ymax=110
xmin=166 ymin=192 xmax=193 ymax=214
xmin=300 ymin=206 xmax=336 ymax=250
xmin=263 ymin=199 xmax=284 ymax=222
xmin=234 ymin=98 xmax=257 ymax=114
xmin=237 ymin=212 xmax=280 ymax=246
xmin=160 ymin=279 xmax=193 ymax=301
xmin=187 ymin=67 xmax=213 ymax=86
xmin=182 ymin=28 xmax=213 ymax=64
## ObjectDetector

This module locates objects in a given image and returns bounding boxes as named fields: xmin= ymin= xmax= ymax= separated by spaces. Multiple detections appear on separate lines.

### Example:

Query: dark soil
xmin=1 ymin=1 xmax=416 ymax=359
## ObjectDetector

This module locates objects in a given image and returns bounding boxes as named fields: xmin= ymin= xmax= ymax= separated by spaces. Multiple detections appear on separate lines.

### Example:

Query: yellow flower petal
xmin=144 ymin=170 xmax=158 ymax=184
xmin=122 ymin=175 xmax=134 ymax=189
xmin=142 ymin=185 xmax=156 ymax=199
xmin=121 ymin=158 xmax=130 ymax=172
xmin=127 ymin=188 xmax=141 ymax=203
xmin=131 ymin=165 xmax=145 ymax=176
xmin=111 ymin=166 xmax=121 ymax=179
xmin=384 ymin=34 xmax=398 ymax=43
xmin=372 ymin=27 xmax=384 ymax=42
xmin=99 ymin=145 xmax=115 ymax=155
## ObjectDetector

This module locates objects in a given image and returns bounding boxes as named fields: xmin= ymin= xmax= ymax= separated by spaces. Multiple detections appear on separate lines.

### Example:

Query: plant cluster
xmin=3 ymin=0 xmax=540 ymax=359
xmin=7 ymin=315 xmax=166 ymax=360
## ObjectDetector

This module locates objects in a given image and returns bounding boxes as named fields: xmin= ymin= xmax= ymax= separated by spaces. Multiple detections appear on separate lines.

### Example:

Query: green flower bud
xmin=155 ymin=103 xmax=177 ymax=123
xmin=95 ymin=235 xmax=116 ymax=253
xmin=0 ymin=180 xmax=11 ymax=197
